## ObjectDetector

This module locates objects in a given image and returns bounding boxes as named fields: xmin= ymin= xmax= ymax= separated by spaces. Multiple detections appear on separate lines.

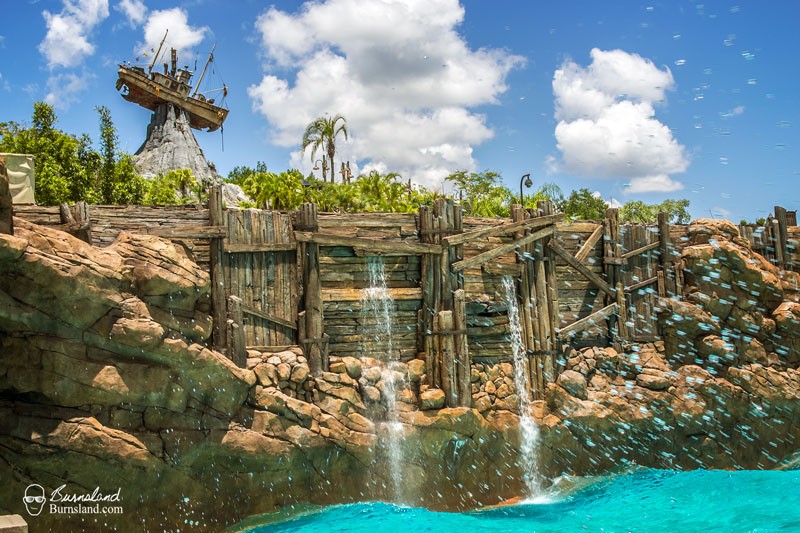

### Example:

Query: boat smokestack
xmin=170 ymin=49 xmax=177 ymax=77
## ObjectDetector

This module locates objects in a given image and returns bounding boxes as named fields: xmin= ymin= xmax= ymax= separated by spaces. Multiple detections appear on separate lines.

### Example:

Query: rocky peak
xmin=133 ymin=102 xmax=220 ymax=183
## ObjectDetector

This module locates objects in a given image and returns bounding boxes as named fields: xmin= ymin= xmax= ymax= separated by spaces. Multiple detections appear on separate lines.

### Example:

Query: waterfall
xmin=502 ymin=275 xmax=541 ymax=497
xmin=361 ymin=256 xmax=404 ymax=502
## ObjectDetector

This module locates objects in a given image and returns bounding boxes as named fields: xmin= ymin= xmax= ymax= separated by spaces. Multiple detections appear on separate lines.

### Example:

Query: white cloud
xmin=115 ymin=0 xmax=147 ymax=27
xmin=248 ymin=0 xmax=524 ymax=189
xmin=607 ymin=197 xmax=623 ymax=209
xmin=139 ymin=8 xmax=207 ymax=59
xmin=44 ymin=71 xmax=92 ymax=109
xmin=39 ymin=0 xmax=110 ymax=69
xmin=552 ymin=48 xmax=689 ymax=193
xmin=624 ymin=175 xmax=684 ymax=194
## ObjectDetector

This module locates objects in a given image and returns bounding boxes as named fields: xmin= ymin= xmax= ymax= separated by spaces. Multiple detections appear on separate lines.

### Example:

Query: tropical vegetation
xmin=0 ymin=102 xmax=199 ymax=206
xmin=2 ymin=103 xmax=694 ymax=222
xmin=301 ymin=114 xmax=348 ymax=183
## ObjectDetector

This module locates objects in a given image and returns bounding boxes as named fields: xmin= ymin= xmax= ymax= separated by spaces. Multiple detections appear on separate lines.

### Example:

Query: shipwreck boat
xmin=116 ymin=30 xmax=229 ymax=132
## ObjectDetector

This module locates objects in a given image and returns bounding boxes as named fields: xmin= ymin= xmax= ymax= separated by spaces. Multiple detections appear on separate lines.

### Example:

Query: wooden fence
xmin=12 ymin=189 xmax=799 ymax=403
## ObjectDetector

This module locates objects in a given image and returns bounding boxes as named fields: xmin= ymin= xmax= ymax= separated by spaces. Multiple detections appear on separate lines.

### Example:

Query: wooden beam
xmin=322 ymin=287 xmax=422 ymax=302
xmin=574 ymin=224 xmax=603 ymax=263
xmin=557 ymin=303 xmax=618 ymax=339
xmin=224 ymin=242 xmax=296 ymax=253
xmin=548 ymin=240 xmax=615 ymax=297
xmin=452 ymin=225 xmax=554 ymax=272
xmin=246 ymin=345 xmax=300 ymax=353
xmin=443 ymin=213 xmax=563 ymax=246
xmin=208 ymin=185 xmax=227 ymax=351
xmin=295 ymin=231 xmax=442 ymax=255
xmin=241 ymin=304 xmax=298 ymax=330
xmin=0 ymin=155 xmax=11 ymax=235
xmin=626 ymin=275 xmax=658 ymax=293
xmin=146 ymin=225 xmax=227 ymax=238
xmin=227 ymin=295 xmax=247 ymax=367
xmin=620 ymin=241 xmax=660 ymax=260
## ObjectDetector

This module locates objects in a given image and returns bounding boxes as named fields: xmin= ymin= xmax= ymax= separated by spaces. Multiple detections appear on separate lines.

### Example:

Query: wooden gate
xmin=220 ymin=208 xmax=299 ymax=350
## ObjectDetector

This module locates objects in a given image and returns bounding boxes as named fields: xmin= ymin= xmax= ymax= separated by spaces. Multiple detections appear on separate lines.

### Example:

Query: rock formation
xmin=536 ymin=218 xmax=800 ymax=477
xmin=133 ymin=103 xmax=220 ymax=183
xmin=0 ymin=219 xmax=519 ymax=531
xmin=133 ymin=102 xmax=250 ymax=207
xmin=1 ymin=216 xmax=799 ymax=531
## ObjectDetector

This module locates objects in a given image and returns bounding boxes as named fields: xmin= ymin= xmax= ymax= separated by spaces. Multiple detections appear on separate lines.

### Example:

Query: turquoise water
xmin=242 ymin=470 xmax=800 ymax=532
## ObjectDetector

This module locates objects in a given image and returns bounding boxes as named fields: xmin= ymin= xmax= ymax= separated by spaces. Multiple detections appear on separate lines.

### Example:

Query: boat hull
xmin=117 ymin=67 xmax=228 ymax=132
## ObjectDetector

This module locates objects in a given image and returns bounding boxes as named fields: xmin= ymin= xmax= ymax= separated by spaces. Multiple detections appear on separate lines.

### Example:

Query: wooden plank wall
xmin=460 ymin=218 xmax=523 ymax=361
xmin=619 ymin=224 xmax=660 ymax=341
xmin=552 ymin=221 xmax=607 ymax=346
xmin=223 ymin=208 xmax=297 ymax=347
xmin=14 ymin=204 xmax=212 ymax=267
xmin=316 ymin=213 xmax=422 ymax=362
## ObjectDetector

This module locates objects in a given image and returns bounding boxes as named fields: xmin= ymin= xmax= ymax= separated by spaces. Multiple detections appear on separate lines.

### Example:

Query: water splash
xmin=502 ymin=275 xmax=541 ymax=497
xmin=361 ymin=256 xmax=404 ymax=502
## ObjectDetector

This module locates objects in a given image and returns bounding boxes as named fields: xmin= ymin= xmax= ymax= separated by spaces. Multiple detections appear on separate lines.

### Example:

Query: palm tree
xmin=302 ymin=114 xmax=348 ymax=183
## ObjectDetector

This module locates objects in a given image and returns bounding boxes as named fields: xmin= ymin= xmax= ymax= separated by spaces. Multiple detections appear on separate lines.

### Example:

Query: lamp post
xmin=312 ymin=156 xmax=328 ymax=182
xmin=519 ymin=173 xmax=532 ymax=206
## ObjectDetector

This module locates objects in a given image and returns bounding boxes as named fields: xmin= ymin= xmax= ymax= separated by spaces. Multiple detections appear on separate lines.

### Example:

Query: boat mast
xmin=148 ymin=30 xmax=169 ymax=74
xmin=191 ymin=44 xmax=216 ymax=97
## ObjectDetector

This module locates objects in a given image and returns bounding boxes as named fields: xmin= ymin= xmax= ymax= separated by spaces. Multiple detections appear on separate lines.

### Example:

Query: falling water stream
xmin=502 ymin=275 xmax=541 ymax=497
xmin=361 ymin=256 xmax=404 ymax=502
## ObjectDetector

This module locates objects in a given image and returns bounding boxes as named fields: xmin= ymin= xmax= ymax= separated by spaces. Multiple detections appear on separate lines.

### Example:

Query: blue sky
xmin=1 ymin=0 xmax=797 ymax=222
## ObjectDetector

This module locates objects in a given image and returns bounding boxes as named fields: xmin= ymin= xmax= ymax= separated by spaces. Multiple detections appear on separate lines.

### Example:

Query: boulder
xmin=420 ymin=389 xmax=445 ymax=410
xmin=556 ymin=370 xmax=588 ymax=400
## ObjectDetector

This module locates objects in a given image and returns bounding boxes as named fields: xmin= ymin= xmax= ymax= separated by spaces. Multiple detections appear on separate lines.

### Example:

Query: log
xmin=549 ymin=240 xmax=614 ymax=297
xmin=437 ymin=310 xmax=458 ymax=408
xmin=574 ymin=224 xmax=604 ymax=263
xmin=0 ymin=155 xmax=11 ymax=235
xmin=227 ymin=295 xmax=247 ymax=367
xmin=241 ymin=304 xmax=298 ymax=331
xmin=209 ymin=185 xmax=227 ymax=351
xmin=299 ymin=203 xmax=325 ymax=375
xmin=615 ymin=282 xmax=630 ymax=342
xmin=453 ymin=289 xmax=471 ymax=407
xmin=147 ymin=225 xmax=227 ymax=238
xmin=621 ymin=240 xmax=660 ymax=260
xmin=557 ymin=303 xmax=618 ymax=339
xmin=775 ymin=206 xmax=789 ymax=269
xmin=541 ymin=201 xmax=561 ymax=383
xmin=626 ymin=275 xmax=658 ymax=293
xmin=657 ymin=211 xmax=674 ymax=297
xmin=224 ymin=242 xmax=296 ymax=253
xmin=444 ymin=213 xmax=563 ymax=246
xmin=295 ymin=231 xmax=441 ymax=255
xmin=321 ymin=287 xmax=422 ymax=301
xmin=452 ymin=225 xmax=555 ymax=272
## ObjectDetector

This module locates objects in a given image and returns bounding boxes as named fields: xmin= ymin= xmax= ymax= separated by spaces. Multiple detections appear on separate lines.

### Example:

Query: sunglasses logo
xmin=23 ymin=484 xmax=46 ymax=516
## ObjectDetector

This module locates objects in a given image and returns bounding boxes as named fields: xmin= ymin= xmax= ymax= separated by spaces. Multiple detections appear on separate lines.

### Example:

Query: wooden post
xmin=299 ymin=203 xmax=325 ymax=376
xmin=419 ymin=205 xmax=437 ymax=382
xmin=209 ymin=184 xmax=228 ymax=352
xmin=453 ymin=289 xmax=471 ymax=407
xmin=0 ymin=155 xmax=11 ymax=235
xmin=541 ymin=201 xmax=561 ymax=385
xmin=775 ymin=206 xmax=789 ymax=270
xmin=437 ymin=310 xmax=458 ymax=407
xmin=512 ymin=205 xmax=539 ymax=397
xmin=227 ymin=295 xmax=246 ymax=367
xmin=772 ymin=218 xmax=784 ymax=269
xmin=657 ymin=211 xmax=673 ymax=297
xmin=615 ymin=281 xmax=630 ymax=342
xmin=604 ymin=208 xmax=621 ymax=348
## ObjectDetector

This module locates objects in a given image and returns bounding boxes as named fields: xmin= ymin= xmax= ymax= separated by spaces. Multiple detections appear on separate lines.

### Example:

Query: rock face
xmin=2 ymin=216 xmax=800 ymax=531
xmin=133 ymin=103 xmax=220 ymax=182
xmin=0 ymin=219 xmax=522 ymax=531
xmin=535 ymin=218 xmax=800 ymax=478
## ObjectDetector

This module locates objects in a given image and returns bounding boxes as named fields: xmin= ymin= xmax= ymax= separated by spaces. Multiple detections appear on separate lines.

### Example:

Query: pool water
xmin=240 ymin=469 xmax=800 ymax=532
